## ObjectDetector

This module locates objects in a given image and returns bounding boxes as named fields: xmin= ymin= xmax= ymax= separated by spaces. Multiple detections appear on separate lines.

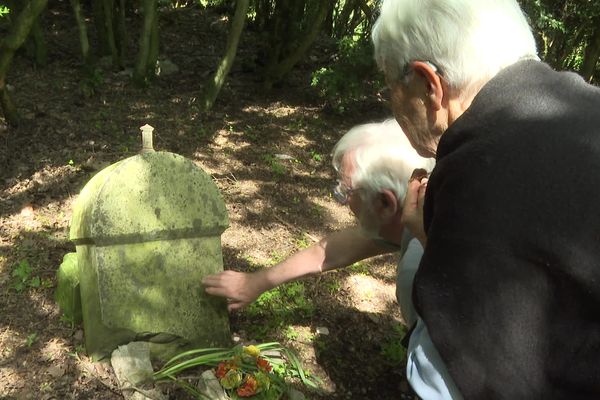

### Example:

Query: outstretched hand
xmin=401 ymin=177 xmax=428 ymax=246
xmin=202 ymin=270 xmax=267 ymax=311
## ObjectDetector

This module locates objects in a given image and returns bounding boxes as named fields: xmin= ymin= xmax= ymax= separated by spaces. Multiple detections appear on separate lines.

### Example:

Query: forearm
xmin=260 ymin=226 xmax=392 ymax=289
xmin=203 ymin=226 xmax=395 ymax=310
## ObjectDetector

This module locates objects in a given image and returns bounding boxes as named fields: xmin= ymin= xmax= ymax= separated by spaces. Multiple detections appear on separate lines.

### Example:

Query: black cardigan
xmin=414 ymin=60 xmax=600 ymax=399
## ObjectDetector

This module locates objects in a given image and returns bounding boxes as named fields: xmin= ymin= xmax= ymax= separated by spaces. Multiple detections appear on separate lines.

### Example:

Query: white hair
xmin=372 ymin=0 xmax=538 ymax=90
xmin=332 ymin=119 xmax=435 ymax=203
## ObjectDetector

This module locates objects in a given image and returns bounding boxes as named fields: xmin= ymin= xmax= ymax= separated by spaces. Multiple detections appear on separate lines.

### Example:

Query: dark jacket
xmin=414 ymin=60 xmax=600 ymax=399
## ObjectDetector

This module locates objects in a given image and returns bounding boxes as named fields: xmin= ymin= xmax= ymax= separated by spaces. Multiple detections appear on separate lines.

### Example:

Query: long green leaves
xmin=153 ymin=342 xmax=322 ymax=398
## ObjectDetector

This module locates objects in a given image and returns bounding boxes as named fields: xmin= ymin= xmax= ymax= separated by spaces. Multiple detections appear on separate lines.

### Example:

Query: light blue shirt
xmin=396 ymin=237 xmax=463 ymax=400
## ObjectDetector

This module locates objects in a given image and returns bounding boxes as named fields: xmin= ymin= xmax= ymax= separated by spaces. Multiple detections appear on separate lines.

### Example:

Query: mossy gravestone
xmin=62 ymin=151 xmax=230 ymax=360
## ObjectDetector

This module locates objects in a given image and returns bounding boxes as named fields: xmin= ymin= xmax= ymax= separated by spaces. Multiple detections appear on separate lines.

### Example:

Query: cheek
xmin=348 ymin=196 xmax=361 ymax=217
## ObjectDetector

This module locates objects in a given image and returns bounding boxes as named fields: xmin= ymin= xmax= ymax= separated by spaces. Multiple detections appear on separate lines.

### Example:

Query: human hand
xmin=401 ymin=176 xmax=428 ymax=246
xmin=202 ymin=270 xmax=267 ymax=311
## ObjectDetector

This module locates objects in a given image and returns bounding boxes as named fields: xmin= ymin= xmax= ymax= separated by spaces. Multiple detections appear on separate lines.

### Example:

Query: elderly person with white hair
xmin=373 ymin=0 xmax=600 ymax=398
xmin=202 ymin=119 xmax=453 ymax=396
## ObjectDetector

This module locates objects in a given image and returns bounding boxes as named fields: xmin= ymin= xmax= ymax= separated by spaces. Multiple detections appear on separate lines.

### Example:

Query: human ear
xmin=376 ymin=189 xmax=399 ymax=220
xmin=411 ymin=61 xmax=444 ymax=111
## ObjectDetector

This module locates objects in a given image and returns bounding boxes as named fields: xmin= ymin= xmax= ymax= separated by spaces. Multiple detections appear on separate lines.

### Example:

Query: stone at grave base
xmin=288 ymin=388 xmax=307 ymax=400
xmin=197 ymin=370 xmax=230 ymax=400
xmin=111 ymin=342 xmax=167 ymax=400
xmin=55 ymin=252 xmax=82 ymax=324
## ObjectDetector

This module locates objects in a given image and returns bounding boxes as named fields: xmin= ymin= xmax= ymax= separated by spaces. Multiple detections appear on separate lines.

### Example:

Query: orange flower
xmin=256 ymin=357 xmax=272 ymax=373
xmin=236 ymin=375 xmax=259 ymax=397
xmin=215 ymin=360 xmax=237 ymax=379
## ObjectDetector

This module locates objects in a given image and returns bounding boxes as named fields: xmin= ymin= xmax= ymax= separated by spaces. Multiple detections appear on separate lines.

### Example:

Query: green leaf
xmin=29 ymin=276 xmax=41 ymax=288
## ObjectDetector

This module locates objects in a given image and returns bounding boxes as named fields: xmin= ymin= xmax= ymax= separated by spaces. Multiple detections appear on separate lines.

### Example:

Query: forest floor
xmin=0 ymin=4 xmax=416 ymax=400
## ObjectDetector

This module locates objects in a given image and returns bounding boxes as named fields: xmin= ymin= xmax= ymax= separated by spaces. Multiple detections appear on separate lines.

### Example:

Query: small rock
xmin=47 ymin=364 xmax=65 ymax=378
xmin=316 ymin=327 xmax=329 ymax=335
xmin=156 ymin=59 xmax=179 ymax=76
xmin=287 ymin=388 xmax=306 ymax=400
xmin=196 ymin=370 xmax=228 ymax=400
xmin=367 ymin=313 xmax=380 ymax=324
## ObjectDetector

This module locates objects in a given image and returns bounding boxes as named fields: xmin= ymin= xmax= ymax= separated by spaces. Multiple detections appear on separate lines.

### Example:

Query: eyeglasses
xmin=332 ymin=180 xmax=358 ymax=205
xmin=400 ymin=60 xmax=443 ymax=81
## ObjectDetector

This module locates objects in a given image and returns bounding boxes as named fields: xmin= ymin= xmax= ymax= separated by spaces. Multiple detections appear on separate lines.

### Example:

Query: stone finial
xmin=140 ymin=124 xmax=155 ymax=153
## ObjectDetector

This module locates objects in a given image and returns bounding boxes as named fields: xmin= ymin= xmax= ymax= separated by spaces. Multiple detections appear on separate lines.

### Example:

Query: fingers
xmin=403 ymin=178 xmax=422 ymax=210
xmin=417 ymin=178 xmax=428 ymax=207
xmin=202 ymin=271 xmax=258 ymax=311
xmin=202 ymin=271 xmax=237 ymax=297
xmin=227 ymin=300 xmax=246 ymax=312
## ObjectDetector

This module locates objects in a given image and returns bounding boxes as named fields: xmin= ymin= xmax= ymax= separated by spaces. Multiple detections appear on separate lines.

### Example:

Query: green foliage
xmin=294 ymin=235 xmax=311 ymax=250
xmin=380 ymin=323 xmax=408 ymax=366
xmin=245 ymin=282 xmax=315 ymax=339
xmin=309 ymin=150 xmax=322 ymax=162
xmin=266 ymin=251 xmax=287 ymax=266
xmin=348 ymin=261 xmax=369 ymax=275
xmin=262 ymin=155 xmax=287 ymax=177
xmin=0 ymin=4 xmax=9 ymax=17
xmin=311 ymin=37 xmax=383 ymax=113
xmin=323 ymin=278 xmax=341 ymax=294
xmin=26 ymin=332 xmax=38 ymax=347
xmin=12 ymin=260 xmax=38 ymax=292
xmin=282 ymin=325 xmax=300 ymax=341
xmin=11 ymin=259 xmax=51 ymax=292
xmin=519 ymin=0 xmax=600 ymax=73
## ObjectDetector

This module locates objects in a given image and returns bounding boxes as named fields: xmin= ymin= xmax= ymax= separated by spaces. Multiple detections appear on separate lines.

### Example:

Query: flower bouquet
xmin=153 ymin=342 xmax=320 ymax=399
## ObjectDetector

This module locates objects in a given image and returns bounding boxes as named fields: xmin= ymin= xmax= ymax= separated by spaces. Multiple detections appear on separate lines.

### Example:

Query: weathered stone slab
xmin=55 ymin=252 xmax=82 ymax=324
xmin=70 ymin=151 xmax=231 ymax=360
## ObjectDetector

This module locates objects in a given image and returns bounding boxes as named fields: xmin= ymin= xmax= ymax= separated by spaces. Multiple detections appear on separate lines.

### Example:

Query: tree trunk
xmin=0 ymin=0 xmax=48 ymax=126
xmin=253 ymin=0 xmax=271 ymax=31
xmin=579 ymin=20 xmax=600 ymax=83
xmin=201 ymin=0 xmax=249 ymax=111
xmin=28 ymin=18 xmax=47 ymax=65
xmin=92 ymin=0 xmax=110 ymax=55
xmin=103 ymin=0 xmax=122 ymax=67
xmin=149 ymin=8 xmax=159 ymax=72
xmin=263 ymin=0 xmax=330 ymax=88
xmin=70 ymin=0 xmax=91 ymax=65
xmin=133 ymin=0 xmax=158 ymax=86
xmin=116 ymin=0 xmax=128 ymax=65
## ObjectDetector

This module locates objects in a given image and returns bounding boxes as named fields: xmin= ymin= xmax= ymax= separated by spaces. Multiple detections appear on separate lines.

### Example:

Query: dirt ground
xmin=0 ymin=3 xmax=416 ymax=399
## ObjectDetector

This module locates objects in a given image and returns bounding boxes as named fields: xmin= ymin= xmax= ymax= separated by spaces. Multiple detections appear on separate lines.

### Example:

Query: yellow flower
xmin=243 ymin=345 xmax=260 ymax=357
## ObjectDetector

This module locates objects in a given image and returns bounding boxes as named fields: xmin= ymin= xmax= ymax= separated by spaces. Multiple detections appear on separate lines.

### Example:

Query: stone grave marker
xmin=61 ymin=126 xmax=231 ymax=360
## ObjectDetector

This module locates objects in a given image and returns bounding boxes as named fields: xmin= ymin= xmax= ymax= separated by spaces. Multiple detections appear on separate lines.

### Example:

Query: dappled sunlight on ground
xmin=344 ymin=273 xmax=399 ymax=315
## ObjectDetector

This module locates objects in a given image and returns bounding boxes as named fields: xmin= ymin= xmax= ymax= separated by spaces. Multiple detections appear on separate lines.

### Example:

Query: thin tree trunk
xmin=149 ymin=8 xmax=159 ymax=72
xmin=103 ymin=0 xmax=121 ymax=67
xmin=201 ymin=0 xmax=249 ymax=111
xmin=263 ymin=0 xmax=330 ymax=89
xmin=29 ymin=18 xmax=47 ymax=65
xmin=579 ymin=20 xmax=600 ymax=83
xmin=133 ymin=0 xmax=157 ymax=86
xmin=0 ymin=0 xmax=48 ymax=125
xmin=116 ymin=0 xmax=128 ymax=65
xmin=70 ymin=0 xmax=91 ymax=65
xmin=92 ymin=0 xmax=110 ymax=55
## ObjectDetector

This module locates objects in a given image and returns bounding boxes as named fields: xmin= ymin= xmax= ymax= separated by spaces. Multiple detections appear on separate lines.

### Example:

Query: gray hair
xmin=372 ymin=0 xmax=538 ymax=90
xmin=332 ymin=119 xmax=435 ymax=203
